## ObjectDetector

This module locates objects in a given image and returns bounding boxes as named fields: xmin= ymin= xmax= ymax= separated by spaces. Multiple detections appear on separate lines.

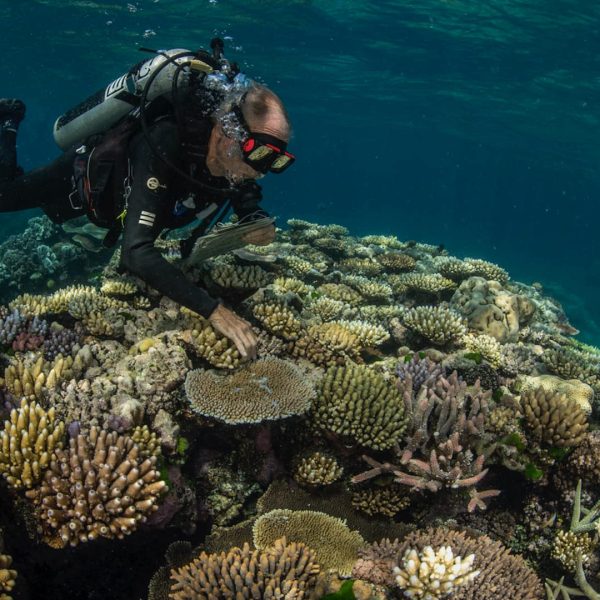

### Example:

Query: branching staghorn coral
xmin=361 ymin=234 xmax=405 ymax=249
xmin=100 ymin=279 xmax=139 ymax=297
xmin=252 ymin=301 xmax=304 ymax=341
xmin=253 ymin=510 xmax=364 ymax=576
xmin=353 ymin=371 xmax=492 ymax=499
xmin=293 ymin=452 xmax=343 ymax=487
xmin=463 ymin=258 xmax=509 ymax=284
xmin=0 ymin=398 xmax=65 ymax=489
xmin=184 ymin=357 xmax=317 ymax=424
xmin=168 ymin=537 xmax=320 ymax=600
xmin=521 ymin=388 xmax=588 ymax=448
xmin=25 ymin=426 xmax=166 ymax=548
xmin=313 ymin=363 xmax=408 ymax=450
xmin=306 ymin=296 xmax=354 ymax=322
xmin=272 ymin=276 xmax=312 ymax=297
xmin=334 ymin=319 xmax=390 ymax=347
xmin=402 ymin=305 xmax=467 ymax=346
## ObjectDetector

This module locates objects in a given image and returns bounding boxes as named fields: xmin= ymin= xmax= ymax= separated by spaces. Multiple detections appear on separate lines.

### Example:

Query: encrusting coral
xmin=313 ymin=363 xmax=408 ymax=450
xmin=253 ymin=509 xmax=365 ymax=576
xmin=184 ymin=357 xmax=317 ymax=424
xmin=25 ymin=426 xmax=166 ymax=548
xmin=0 ymin=398 xmax=65 ymax=489
xmin=168 ymin=537 xmax=320 ymax=600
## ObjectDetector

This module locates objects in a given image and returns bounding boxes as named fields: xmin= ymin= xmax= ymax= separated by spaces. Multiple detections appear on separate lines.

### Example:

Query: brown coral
xmin=252 ymin=301 xmax=304 ymax=341
xmin=376 ymin=253 xmax=416 ymax=273
xmin=0 ymin=554 xmax=16 ymax=600
xmin=169 ymin=537 xmax=320 ymax=600
xmin=351 ymin=486 xmax=411 ymax=518
xmin=521 ymin=388 xmax=588 ymax=447
xmin=313 ymin=363 xmax=408 ymax=450
xmin=184 ymin=357 xmax=317 ymax=424
xmin=294 ymin=452 xmax=343 ymax=487
xmin=25 ymin=427 xmax=166 ymax=548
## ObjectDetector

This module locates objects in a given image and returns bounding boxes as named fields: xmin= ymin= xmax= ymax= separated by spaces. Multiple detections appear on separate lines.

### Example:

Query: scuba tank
xmin=53 ymin=48 xmax=207 ymax=150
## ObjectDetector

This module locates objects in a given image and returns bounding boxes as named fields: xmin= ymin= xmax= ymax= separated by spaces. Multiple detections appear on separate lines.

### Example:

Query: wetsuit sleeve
xmin=119 ymin=120 xmax=220 ymax=318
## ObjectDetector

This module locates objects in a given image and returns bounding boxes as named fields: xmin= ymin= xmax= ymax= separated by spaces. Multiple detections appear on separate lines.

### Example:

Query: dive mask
xmin=241 ymin=133 xmax=295 ymax=174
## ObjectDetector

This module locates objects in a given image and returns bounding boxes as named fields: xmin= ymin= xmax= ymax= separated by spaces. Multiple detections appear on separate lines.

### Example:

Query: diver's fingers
xmin=238 ymin=325 xmax=258 ymax=360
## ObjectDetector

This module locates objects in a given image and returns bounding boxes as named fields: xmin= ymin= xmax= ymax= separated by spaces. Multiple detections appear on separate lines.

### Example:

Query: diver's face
xmin=206 ymin=111 xmax=291 ymax=185
xmin=206 ymin=126 xmax=262 ymax=184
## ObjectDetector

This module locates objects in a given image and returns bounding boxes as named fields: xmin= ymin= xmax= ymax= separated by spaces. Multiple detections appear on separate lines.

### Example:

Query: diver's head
xmin=206 ymin=84 xmax=293 ymax=184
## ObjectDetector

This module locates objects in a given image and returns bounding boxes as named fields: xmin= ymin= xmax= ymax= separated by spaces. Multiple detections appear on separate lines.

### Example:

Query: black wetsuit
xmin=0 ymin=117 xmax=265 ymax=318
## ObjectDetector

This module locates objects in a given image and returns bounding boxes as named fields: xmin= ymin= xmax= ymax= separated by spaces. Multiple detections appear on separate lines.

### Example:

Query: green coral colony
xmin=0 ymin=215 xmax=599 ymax=599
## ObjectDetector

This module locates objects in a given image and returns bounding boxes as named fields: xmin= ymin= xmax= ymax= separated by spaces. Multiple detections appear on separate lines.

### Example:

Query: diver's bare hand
xmin=208 ymin=304 xmax=258 ymax=359
xmin=242 ymin=224 xmax=276 ymax=246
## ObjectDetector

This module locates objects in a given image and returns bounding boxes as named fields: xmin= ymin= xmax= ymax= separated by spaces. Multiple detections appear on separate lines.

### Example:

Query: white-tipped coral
xmin=393 ymin=545 xmax=479 ymax=599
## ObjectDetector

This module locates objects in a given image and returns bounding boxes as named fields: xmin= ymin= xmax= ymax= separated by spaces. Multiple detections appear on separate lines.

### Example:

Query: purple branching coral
xmin=0 ymin=309 xmax=48 ymax=350
xmin=396 ymin=354 xmax=443 ymax=393
xmin=353 ymin=370 xmax=499 ymax=510
xmin=43 ymin=324 xmax=83 ymax=361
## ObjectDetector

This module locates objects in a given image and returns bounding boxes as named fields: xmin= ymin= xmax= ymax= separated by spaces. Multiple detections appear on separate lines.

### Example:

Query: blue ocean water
xmin=1 ymin=0 xmax=599 ymax=344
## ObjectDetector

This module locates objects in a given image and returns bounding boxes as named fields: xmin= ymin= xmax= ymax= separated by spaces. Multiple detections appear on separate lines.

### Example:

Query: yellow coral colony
xmin=0 ymin=398 xmax=64 ymax=489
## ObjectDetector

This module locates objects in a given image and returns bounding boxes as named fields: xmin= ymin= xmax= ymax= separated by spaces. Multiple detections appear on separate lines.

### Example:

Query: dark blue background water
xmin=1 ymin=0 xmax=599 ymax=344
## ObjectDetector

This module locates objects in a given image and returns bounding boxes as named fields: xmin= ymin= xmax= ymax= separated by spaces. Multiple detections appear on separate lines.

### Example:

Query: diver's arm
xmin=119 ymin=120 xmax=220 ymax=318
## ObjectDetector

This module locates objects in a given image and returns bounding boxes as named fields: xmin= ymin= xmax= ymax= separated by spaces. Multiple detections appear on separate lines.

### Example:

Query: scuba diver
xmin=0 ymin=40 xmax=294 ymax=359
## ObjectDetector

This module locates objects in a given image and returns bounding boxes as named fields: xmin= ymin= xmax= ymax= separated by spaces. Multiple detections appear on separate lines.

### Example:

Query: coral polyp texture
xmin=184 ymin=357 xmax=317 ymax=424
xmin=253 ymin=509 xmax=365 ymax=576
xmin=293 ymin=452 xmax=343 ymax=487
xmin=313 ymin=363 xmax=408 ymax=450
xmin=393 ymin=545 xmax=479 ymax=599
xmin=25 ymin=427 xmax=166 ymax=548
xmin=402 ymin=305 xmax=466 ymax=346
xmin=521 ymin=388 xmax=588 ymax=447
xmin=0 ymin=398 xmax=65 ymax=489
xmin=168 ymin=537 xmax=320 ymax=600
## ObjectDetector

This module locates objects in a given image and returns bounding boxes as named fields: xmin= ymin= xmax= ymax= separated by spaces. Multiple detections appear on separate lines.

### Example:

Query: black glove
xmin=233 ymin=181 xmax=267 ymax=220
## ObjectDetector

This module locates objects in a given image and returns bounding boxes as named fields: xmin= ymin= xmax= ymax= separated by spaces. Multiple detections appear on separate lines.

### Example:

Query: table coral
xmin=184 ymin=357 xmax=317 ymax=424
xmin=253 ymin=510 xmax=364 ymax=576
